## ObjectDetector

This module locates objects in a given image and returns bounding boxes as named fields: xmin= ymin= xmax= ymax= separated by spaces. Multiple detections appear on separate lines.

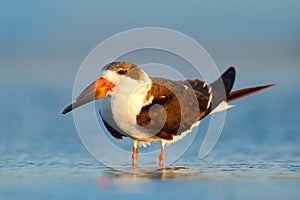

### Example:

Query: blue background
xmin=1 ymin=0 xmax=300 ymax=199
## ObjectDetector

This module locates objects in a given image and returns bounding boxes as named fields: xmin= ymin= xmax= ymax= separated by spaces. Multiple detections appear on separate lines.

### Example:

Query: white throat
xmin=102 ymin=70 xmax=154 ymax=140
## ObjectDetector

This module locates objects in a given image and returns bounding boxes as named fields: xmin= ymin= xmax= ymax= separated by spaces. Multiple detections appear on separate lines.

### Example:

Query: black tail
xmin=210 ymin=66 xmax=236 ymax=109
xmin=219 ymin=66 xmax=236 ymax=96
xmin=210 ymin=67 xmax=275 ymax=104
xmin=188 ymin=66 xmax=275 ymax=118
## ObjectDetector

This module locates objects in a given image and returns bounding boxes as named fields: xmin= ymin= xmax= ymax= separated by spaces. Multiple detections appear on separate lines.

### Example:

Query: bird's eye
xmin=117 ymin=70 xmax=128 ymax=75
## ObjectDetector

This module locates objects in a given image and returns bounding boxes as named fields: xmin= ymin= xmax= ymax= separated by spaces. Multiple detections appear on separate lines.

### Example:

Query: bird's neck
xmin=111 ymin=76 xmax=153 ymax=124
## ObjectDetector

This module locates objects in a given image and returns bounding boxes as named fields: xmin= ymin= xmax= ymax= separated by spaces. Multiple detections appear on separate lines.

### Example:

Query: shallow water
xmin=1 ymin=159 xmax=300 ymax=199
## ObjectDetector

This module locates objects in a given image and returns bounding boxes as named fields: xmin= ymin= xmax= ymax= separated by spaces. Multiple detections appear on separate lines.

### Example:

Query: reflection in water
xmin=99 ymin=166 xmax=201 ymax=182
xmin=98 ymin=162 xmax=300 ymax=184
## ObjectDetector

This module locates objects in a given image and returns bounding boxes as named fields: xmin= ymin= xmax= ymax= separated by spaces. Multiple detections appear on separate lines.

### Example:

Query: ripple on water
xmin=1 ymin=157 xmax=299 ymax=181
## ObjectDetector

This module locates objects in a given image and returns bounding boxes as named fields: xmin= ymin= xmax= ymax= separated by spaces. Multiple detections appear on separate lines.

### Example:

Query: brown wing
xmin=185 ymin=79 xmax=213 ymax=119
xmin=136 ymin=77 xmax=211 ymax=140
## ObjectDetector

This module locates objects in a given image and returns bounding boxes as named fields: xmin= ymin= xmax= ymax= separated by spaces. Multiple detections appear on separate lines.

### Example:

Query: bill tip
xmin=61 ymin=104 xmax=72 ymax=115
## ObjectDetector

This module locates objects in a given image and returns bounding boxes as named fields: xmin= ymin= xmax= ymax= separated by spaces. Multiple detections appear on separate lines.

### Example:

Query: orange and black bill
xmin=61 ymin=77 xmax=115 ymax=114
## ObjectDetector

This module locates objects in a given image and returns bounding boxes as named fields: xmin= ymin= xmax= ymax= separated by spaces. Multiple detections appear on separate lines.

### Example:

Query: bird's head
xmin=61 ymin=62 xmax=149 ymax=114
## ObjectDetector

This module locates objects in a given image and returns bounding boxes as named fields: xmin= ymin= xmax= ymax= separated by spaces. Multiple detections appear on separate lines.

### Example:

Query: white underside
xmin=210 ymin=101 xmax=235 ymax=114
xmin=165 ymin=121 xmax=200 ymax=145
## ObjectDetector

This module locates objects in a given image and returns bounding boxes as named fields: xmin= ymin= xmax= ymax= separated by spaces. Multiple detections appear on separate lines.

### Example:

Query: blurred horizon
xmin=1 ymin=1 xmax=299 ymax=84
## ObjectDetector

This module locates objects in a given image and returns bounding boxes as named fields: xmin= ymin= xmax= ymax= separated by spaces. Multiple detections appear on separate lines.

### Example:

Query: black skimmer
xmin=62 ymin=62 xmax=274 ymax=167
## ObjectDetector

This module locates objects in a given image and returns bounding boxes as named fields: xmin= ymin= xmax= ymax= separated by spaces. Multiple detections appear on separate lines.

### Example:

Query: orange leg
xmin=159 ymin=141 xmax=166 ymax=168
xmin=132 ymin=141 xmax=138 ymax=168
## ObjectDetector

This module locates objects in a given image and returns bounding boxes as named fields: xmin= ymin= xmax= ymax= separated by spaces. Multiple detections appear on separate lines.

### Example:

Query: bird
xmin=61 ymin=62 xmax=275 ymax=167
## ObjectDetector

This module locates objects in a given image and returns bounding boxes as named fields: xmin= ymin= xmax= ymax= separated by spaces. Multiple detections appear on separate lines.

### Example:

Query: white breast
xmin=103 ymin=72 xmax=160 ymax=141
